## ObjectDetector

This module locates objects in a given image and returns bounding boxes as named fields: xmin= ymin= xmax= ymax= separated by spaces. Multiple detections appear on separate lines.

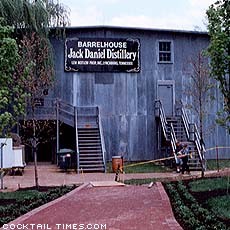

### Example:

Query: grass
xmin=206 ymin=159 xmax=230 ymax=170
xmin=107 ymin=159 xmax=230 ymax=173
xmin=206 ymin=195 xmax=230 ymax=219
xmin=189 ymin=176 xmax=230 ymax=192
xmin=164 ymin=177 xmax=230 ymax=230
xmin=124 ymin=178 xmax=156 ymax=185
xmin=0 ymin=190 xmax=41 ymax=205
xmin=107 ymin=161 xmax=172 ymax=173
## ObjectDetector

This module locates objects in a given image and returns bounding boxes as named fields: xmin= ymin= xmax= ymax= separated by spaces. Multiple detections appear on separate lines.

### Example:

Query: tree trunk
xmin=32 ymin=118 xmax=39 ymax=189
xmin=33 ymin=145 xmax=39 ymax=189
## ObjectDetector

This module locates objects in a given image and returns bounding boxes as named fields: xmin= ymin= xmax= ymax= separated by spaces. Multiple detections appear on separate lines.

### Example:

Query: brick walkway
xmin=1 ymin=164 xmax=228 ymax=230
xmin=2 ymin=182 xmax=182 ymax=230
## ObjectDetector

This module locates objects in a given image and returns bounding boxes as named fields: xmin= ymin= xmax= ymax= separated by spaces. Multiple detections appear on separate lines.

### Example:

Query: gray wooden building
xmin=30 ymin=26 xmax=229 ymax=171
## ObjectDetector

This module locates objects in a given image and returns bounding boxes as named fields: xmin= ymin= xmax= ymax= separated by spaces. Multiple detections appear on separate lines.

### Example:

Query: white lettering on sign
xmin=68 ymin=48 xmax=84 ymax=58
xmin=78 ymin=41 xmax=127 ymax=49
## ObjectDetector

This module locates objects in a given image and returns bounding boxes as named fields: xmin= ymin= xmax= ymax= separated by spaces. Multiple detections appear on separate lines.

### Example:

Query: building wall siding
xmin=50 ymin=27 xmax=229 ymax=160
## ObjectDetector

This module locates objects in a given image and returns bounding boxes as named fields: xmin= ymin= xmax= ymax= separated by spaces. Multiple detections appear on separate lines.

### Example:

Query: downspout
xmin=74 ymin=107 xmax=80 ymax=173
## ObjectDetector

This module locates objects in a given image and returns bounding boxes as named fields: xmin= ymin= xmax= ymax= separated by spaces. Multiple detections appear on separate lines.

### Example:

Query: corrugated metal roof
xmin=62 ymin=25 xmax=208 ymax=35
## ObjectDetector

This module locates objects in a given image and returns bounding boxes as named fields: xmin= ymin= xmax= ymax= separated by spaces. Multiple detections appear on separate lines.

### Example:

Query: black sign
xmin=65 ymin=38 xmax=140 ymax=72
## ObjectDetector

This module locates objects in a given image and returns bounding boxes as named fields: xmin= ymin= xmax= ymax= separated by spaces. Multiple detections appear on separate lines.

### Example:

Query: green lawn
xmin=206 ymin=195 xmax=230 ymax=219
xmin=107 ymin=159 xmax=230 ymax=173
xmin=107 ymin=161 xmax=172 ymax=173
xmin=124 ymin=178 xmax=156 ymax=185
xmin=206 ymin=159 xmax=230 ymax=170
xmin=0 ymin=190 xmax=42 ymax=205
xmin=189 ymin=176 xmax=230 ymax=192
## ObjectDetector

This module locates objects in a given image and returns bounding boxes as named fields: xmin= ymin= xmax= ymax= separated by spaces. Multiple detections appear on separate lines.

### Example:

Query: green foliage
xmin=206 ymin=159 xmax=230 ymax=170
xmin=0 ymin=20 xmax=27 ymax=137
xmin=124 ymin=178 xmax=156 ymax=185
xmin=0 ymin=190 xmax=40 ymax=203
xmin=164 ymin=181 xmax=229 ymax=230
xmin=206 ymin=0 xmax=230 ymax=131
xmin=206 ymin=195 xmax=230 ymax=219
xmin=0 ymin=185 xmax=76 ymax=227
xmin=0 ymin=0 xmax=70 ymax=37
xmin=189 ymin=176 xmax=229 ymax=192
xmin=18 ymin=32 xmax=54 ymax=99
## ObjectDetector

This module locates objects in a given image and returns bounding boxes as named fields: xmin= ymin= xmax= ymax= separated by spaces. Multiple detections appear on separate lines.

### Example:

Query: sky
xmin=59 ymin=0 xmax=216 ymax=31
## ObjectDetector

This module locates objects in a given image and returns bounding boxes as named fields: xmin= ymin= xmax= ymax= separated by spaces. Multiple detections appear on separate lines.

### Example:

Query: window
xmin=158 ymin=41 xmax=173 ymax=63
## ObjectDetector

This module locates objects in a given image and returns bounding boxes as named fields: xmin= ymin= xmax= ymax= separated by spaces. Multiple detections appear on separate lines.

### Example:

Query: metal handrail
xmin=155 ymin=100 xmax=177 ymax=160
xmin=97 ymin=106 xmax=107 ymax=173
xmin=181 ymin=107 xmax=190 ymax=139
xmin=179 ymin=102 xmax=206 ymax=171
xmin=155 ymin=100 xmax=168 ymax=140
xmin=194 ymin=124 xmax=206 ymax=161
xmin=170 ymin=123 xmax=177 ymax=154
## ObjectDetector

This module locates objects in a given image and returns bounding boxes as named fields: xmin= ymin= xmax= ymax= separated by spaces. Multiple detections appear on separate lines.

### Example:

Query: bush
xmin=164 ymin=181 xmax=229 ymax=230
xmin=0 ymin=185 xmax=76 ymax=227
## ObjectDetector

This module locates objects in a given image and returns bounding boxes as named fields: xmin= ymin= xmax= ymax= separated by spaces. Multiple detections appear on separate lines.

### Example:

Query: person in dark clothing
xmin=181 ymin=144 xmax=190 ymax=174
xmin=175 ymin=142 xmax=183 ymax=173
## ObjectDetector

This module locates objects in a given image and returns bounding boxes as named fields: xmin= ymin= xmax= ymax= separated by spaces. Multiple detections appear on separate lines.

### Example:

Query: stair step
xmin=78 ymin=168 xmax=105 ymax=172
xmin=78 ymin=140 xmax=101 ymax=143
xmin=79 ymin=148 xmax=102 ymax=152
xmin=78 ymin=128 xmax=98 ymax=131
xmin=79 ymin=148 xmax=101 ymax=151
xmin=79 ymin=142 xmax=101 ymax=145
xmin=79 ymin=153 xmax=102 ymax=156
xmin=79 ymin=157 xmax=103 ymax=160
xmin=78 ymin=136 xmax=100 ymax=139
xmin=79 ymin=163 xmax=104 ymax=168
xmin=80 ymin=161 xmax=104 ymax=165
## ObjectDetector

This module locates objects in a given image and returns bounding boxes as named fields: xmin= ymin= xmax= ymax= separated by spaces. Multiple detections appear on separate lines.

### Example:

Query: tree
xmin=0 ymin=20 xmax=27 ymax=137
xmin=0 ymin=0 xmax=70 ymax=36
xmin=0 ymin=0 xmax=70 ymax=188
xmin=206 ymin=0 xmax=230 ymax=131
xmin=185 ymin=52 xmax=215 ymax=141
xmin=18 ymin=33 xmax=55 ymax=188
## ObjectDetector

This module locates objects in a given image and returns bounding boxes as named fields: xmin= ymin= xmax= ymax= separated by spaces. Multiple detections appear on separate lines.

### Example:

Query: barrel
xmin=112 ymin=156 xmax=123 ymax=173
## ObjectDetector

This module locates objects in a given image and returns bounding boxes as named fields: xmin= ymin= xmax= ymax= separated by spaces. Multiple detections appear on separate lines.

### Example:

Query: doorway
xmin=157 ymin=80 xmax=175 ymax=116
